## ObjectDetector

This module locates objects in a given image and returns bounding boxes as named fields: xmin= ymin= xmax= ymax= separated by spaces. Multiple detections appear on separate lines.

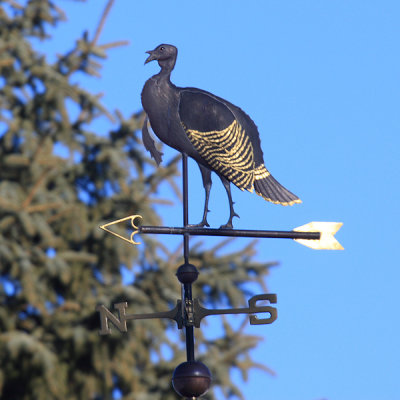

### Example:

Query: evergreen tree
xmin=0 ymin=1 xmax=275 ymax=398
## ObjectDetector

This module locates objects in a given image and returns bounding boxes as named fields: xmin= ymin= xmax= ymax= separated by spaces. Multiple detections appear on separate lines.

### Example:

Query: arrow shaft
xmin=139 ymin=226 xmax=320 ymax=240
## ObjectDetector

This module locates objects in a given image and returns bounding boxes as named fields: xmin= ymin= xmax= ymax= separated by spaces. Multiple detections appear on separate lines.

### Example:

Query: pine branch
xmin=21 ymin=167 xmax=55 ymax=209
xmin=26 ymin=202 xmax=64 ymax=214
xmin=0 ymin=59 xmax=14 ymax=67
xmin=99 ymin=40 xmax=130 ymax=50
xmin=2 ymin=0 xmax=23 ymax=10
xmin=91 ymin=0 xmax=115 ymax=46
xmin=0 ymin=2 xmax=276 ymax=399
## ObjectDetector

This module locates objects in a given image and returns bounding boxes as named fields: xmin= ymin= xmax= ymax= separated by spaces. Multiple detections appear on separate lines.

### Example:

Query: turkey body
xmin=141 ymin=44 xmax=300 ymax=228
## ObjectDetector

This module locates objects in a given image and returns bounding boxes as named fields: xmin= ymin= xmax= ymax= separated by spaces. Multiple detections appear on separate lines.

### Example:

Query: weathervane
xmin=97 ymin=44 xmax=343 ymax=399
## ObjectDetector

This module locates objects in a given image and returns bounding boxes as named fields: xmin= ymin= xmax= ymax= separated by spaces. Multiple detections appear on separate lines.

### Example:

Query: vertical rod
xmin=184 ymin=284 xmax=195 ymax=362
xmin=182 ymin=154 xmax=189 ymax=262
xmin=182 ymin=154 xmax=195 ymax=362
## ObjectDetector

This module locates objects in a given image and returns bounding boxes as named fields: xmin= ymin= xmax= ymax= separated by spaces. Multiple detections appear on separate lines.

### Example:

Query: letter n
xmin=96 ymin=302 xmax=128 ymax=335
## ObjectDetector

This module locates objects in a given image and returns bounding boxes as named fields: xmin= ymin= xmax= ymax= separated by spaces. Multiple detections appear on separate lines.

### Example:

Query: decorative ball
xmin=172 ymin=361 xmax=212 ymax=398
xmin=176 ymin=263 xmax=199 ymax=284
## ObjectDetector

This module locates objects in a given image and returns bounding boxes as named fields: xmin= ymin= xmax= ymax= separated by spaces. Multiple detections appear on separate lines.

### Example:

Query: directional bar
xmin=97 ymin=301 xmax=183 ymax=335
xmin=192 ymin=294 xmax=277 ymax=327
xmin=100 ymin=215 xmax=343 ymax=249
xmin=139 ymin=225 xmax=320 ymax=241
xmin=97 ymin=294 xmax=278 ymax=335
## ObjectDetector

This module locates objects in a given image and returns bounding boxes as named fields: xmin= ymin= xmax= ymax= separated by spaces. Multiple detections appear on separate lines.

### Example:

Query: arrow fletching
xmin=293 ymin=221 xmax=343 ymax=250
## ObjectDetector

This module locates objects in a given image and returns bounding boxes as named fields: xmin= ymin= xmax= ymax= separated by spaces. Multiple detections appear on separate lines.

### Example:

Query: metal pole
xmin=182 ymin=154 xmax=195 ymax=362
xmin=182 ymin=154 xmax=189 ymax=262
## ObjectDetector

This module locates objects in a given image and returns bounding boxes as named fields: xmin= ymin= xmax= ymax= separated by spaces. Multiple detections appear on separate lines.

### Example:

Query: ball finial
xmin=176 ymin=263 xmax=199 ymax=284
xmin=172 ymin=361 xmax=211 ymax=398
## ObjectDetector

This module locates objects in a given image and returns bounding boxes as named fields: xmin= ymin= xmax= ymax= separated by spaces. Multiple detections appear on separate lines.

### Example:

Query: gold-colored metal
xmin=99 ymin=216 xmax=343 ymax=249
xmin=255 ymin=190 xmax=302 ymax=206
xmin=293 ymin=221 xmax=344 ymax=250
xmin=254 ymin=163 xmax=271 ymax=180
xmin=183 ymin=120 xmax=301 ymax=206
xmin=183 ymin=119 xmax=255 ymax=190
xmin=100 ymin=215 xmax=142 ymax=245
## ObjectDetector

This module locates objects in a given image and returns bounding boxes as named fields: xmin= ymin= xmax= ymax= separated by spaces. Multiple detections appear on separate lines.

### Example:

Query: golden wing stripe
xmin=184 ymin=120 xmax=256 ymax=190
xmin=254 ymin=164 xmax=270 ymax=180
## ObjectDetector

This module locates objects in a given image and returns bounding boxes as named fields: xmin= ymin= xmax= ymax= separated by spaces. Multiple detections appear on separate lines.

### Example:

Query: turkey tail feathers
xmin=253 ymin=166 xmax=301 ymax=206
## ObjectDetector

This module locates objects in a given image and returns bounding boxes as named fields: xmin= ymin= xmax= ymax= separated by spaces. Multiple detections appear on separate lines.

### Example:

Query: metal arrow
xmin=99 ymin=215 xmax=343 ymax=250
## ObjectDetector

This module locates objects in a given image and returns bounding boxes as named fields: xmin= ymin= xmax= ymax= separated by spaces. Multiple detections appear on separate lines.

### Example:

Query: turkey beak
xmin=145 ymin=51 xmax=156 ymax=64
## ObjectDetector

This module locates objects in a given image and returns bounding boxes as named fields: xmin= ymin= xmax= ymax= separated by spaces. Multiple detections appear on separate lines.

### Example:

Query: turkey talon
xmin=188 ymin=221 xmax=210 ymax=228
xmin=220 ymin=223 xmax=233 ymax=229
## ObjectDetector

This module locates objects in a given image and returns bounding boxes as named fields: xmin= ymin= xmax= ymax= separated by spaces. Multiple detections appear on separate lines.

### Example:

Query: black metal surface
xmin=182 ymin=154 xmax=196 ymax=363
xmin=176 ymin=263 xmax=199 ymax=284
xmin=141 ymin=44 xmax=301 ymax=229
xmin=97 ymin=153 xmax=280 ymax=396
xmin=139 ymin=225 xmax=320 ymax=240
xmin=172 ymin=361 xmax=212 ymax=398
xmin=182 ymin=154 xmax=190 ymax=262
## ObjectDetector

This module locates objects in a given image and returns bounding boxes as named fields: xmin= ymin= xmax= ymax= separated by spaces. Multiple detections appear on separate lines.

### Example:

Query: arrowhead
xmin=100 ymin=215 xmax=142 ymax=245
xmin=293 ymin=222 xmax=343 ymax=250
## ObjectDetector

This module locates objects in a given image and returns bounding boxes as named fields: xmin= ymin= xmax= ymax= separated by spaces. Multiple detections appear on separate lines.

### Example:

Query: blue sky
xmin=42 ymin=1 xmax=399 ymax=399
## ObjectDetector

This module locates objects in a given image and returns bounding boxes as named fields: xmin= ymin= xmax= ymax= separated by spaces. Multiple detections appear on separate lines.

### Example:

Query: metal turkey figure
xmin=141 ymin=44 xmax=301 ymax=228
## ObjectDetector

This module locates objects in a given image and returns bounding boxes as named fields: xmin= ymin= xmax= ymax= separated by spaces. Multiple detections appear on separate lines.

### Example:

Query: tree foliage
xmin=0 ymin=1 xmax=275 ymax=399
